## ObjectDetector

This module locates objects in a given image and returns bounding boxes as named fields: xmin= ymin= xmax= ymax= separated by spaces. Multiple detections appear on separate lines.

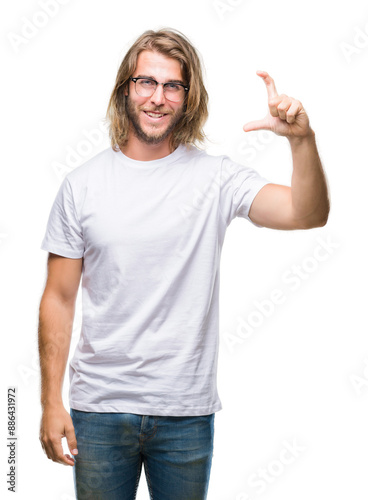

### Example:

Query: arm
xmin=38 ymin=252 xmax=83 ymax=466
xmin=244 ymin=71 xmax=330 ymax=230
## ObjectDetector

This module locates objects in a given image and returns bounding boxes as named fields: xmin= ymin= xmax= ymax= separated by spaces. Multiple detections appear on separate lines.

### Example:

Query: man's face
xmin=125 ymin=50 xmax=186 ymax=146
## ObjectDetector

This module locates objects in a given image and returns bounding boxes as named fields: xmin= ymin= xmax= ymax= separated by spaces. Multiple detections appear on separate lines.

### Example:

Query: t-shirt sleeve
xmin=40 ymin=176 xmax=84 ymax=258
xmin=219 ymin=155 xmax=272 ymax=228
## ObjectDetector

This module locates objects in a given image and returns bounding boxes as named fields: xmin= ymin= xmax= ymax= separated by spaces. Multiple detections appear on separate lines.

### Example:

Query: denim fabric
xmin=70 ymin=409 xmax=215 ymax=500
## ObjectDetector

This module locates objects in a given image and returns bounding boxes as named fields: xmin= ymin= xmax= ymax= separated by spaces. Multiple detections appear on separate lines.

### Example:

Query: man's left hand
xmin=243 ymin=71 xmax=313 ymax=139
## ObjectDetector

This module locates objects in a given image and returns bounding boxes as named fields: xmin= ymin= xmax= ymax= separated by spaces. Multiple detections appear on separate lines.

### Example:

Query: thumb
xmin=65 ymin=420 xmax=78 ymax=455
xmin=243 ymin=119 xmax=269 ymax=133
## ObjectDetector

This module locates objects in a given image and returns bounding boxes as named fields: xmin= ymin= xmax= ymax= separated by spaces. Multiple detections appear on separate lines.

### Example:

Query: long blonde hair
xmin=105 ymin=28 xmax=209 ymax=152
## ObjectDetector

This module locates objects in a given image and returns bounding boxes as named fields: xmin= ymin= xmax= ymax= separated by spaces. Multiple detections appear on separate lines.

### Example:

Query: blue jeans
xmin=70 ymin=409 xmax=215 ymax=500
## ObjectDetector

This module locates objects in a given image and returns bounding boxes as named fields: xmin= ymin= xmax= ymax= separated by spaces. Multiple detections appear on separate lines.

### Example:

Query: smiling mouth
xmin=143 ymin=111 xmax=168 ymax=119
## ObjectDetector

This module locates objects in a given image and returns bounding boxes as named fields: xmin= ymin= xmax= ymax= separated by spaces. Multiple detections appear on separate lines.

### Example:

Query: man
xmin=38 ymin=28 xmax=329 ymax=499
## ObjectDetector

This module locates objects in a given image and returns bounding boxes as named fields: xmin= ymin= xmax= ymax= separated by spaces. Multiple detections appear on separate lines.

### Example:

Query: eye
xmin=165 ymin=83 xmax=181 ymax=92
xmin=139 ymin=79 xmax=156 ymax=87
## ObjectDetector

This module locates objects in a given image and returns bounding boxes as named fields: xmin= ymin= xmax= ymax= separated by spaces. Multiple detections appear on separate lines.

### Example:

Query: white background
xmin=1 ymin=0 xmax=367 ymax=498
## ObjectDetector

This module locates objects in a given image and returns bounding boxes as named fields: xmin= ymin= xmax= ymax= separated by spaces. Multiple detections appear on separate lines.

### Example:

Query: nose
xmin=150 ymin=83 xmax=166 ymax=106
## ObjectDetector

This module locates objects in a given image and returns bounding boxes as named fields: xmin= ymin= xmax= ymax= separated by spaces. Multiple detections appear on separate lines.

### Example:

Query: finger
xmin=285 ymin=100 xmax=302 ymax=124
xmin=243 ymin=118 xmax=270 ymax=133
xmin=65 ymin=418 xmax=78 ymax=456
xmin=256 ymin=70 xmax=278 ymax=100
xmin=48 ymin=438 xmax=75 ymax=466
xmin=64 ymin=453 xmax=76 ymax=465
xmin=268 ymin=95 xmax=284 ymax=118
xmin=276 ymin=96 xmax=293 ymax=121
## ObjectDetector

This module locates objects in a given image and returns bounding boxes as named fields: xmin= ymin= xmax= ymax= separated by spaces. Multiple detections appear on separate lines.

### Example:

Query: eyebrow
xmin=135 ymin=74 xmax=186 ymax=85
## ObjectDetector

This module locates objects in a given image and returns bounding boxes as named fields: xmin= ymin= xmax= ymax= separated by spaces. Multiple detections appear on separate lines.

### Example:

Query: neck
xmin=120 ymin=134 xmax=174 ymax=161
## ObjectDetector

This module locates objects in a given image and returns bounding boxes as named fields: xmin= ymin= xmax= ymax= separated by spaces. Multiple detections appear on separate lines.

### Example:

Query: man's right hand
xmin=39 ymin=405 xmax=78 ymax=466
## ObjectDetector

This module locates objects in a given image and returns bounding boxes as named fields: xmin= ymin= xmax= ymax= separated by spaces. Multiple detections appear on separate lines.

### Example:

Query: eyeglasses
xmin=129 ymin=77 xmax=189 ymax=102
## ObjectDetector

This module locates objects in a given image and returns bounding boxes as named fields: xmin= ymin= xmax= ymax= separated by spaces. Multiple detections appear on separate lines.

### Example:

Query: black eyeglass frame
xmin=129 ymin=77 xmax=189 ymax=99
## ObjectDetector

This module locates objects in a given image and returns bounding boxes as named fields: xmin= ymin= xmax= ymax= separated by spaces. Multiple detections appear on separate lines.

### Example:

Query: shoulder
xmin=64 ymin=147 xmax=114 ymax=185
xmin=179 ymin=144 xmax=225 ymax=169
xmin=182 ymin=145 xmax=258 ymax=181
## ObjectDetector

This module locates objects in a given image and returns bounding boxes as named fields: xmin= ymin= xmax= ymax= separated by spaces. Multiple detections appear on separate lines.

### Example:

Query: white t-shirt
xmin=41 ymin=144 xmax=271 ymax=416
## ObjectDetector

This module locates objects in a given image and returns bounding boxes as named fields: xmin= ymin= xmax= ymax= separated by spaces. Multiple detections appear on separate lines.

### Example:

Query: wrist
xmin=41 ymin=398 xmax=64 ymax=410
xmin=287 ymin=128 xmax=315 ymax=146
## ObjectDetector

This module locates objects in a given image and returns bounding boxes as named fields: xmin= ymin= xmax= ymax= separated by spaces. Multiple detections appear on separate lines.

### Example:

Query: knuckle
xmin=43 ymin=434 xmax=52 ymax=444
xmin=41 ymin=436 xmax=49 ymax=446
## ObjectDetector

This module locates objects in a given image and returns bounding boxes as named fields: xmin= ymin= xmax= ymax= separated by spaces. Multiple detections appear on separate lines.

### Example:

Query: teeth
xmin=146 ymin=112 xmax=165 ymax=118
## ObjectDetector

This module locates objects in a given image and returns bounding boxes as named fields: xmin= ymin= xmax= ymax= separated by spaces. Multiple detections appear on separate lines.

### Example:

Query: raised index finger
xmin=256 ymin=70 xmax=278 ymax=100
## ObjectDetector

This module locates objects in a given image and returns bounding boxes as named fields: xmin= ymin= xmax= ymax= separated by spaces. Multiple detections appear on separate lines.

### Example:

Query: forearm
xmin=38 ymin=295 xmax=75 ymax=409
xmin=288 ymin=130 xmax=330 ymax=227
